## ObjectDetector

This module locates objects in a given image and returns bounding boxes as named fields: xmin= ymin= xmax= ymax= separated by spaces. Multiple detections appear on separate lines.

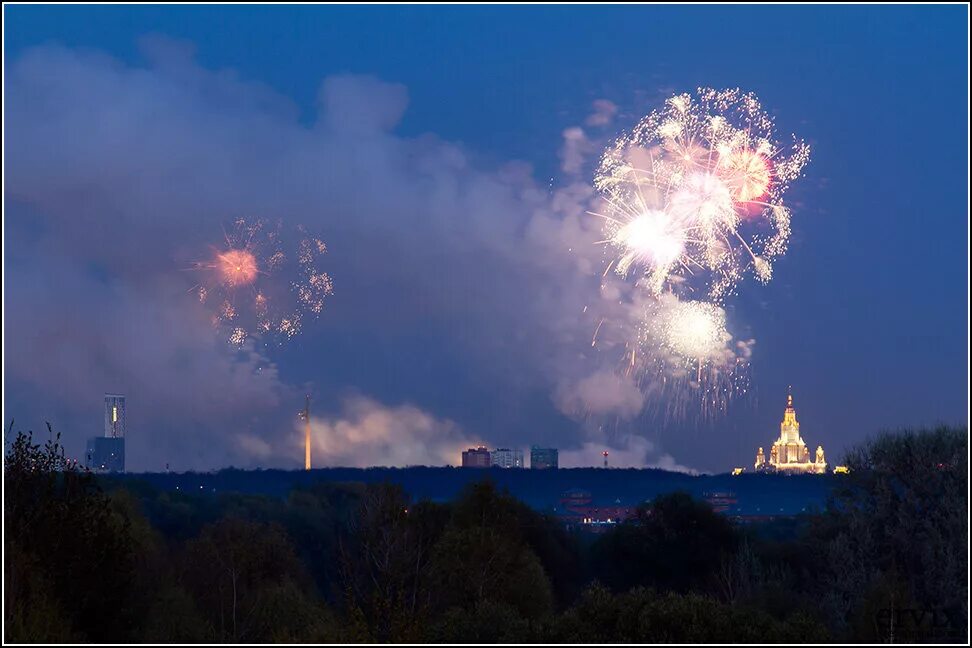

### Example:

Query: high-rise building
xmin=87 ymin=393 xmax=126 ymax=472
xmin=461 ymin=446 xmax=491 ymax=468
xmin=754 ymin=388 xmax=826 ymax=474
xmin=104 ymin=393 xmax=126 ymax=438
xmin=86 ymin=437 xmax=125 ymax=473
xmin=530 ymin=446 xmax=559 ymax=470
xmin=490 ymin=448 xmax=524 ymax=468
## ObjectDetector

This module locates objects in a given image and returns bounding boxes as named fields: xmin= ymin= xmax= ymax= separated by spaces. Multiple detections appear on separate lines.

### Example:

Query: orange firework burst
xmin=216 ymin=249 xmax=259 ymax=287
xmin=189 ymin=218 xmax=333 ymax=346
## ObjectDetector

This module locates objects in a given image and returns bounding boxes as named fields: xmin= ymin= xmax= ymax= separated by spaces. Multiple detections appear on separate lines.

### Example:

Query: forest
xmin=3 ymin=424 xmax=967 ymax=643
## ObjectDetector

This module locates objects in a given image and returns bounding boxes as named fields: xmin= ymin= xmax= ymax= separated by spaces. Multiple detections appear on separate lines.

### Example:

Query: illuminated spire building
xmin=754 ymin=388 xmax=826 ymax=474
xmin=302 ymin=394 xmax=311 ymax=470
xmin=104 ymin=393 xmax=126 ymax=439
xmin=86 ymin=393 xmax=126 ymax=472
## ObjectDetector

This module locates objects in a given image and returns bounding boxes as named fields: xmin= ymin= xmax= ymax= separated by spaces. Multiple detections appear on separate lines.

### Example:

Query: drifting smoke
xmin=560 ymin=436 xmax=699 ymax=473
xmin=301 ymin=395 xmax=478 ymax=467
xmin=555 ymin=369 xmax=645 ymax=420
xmin=4 ymin=40 xmax=803 ymax=470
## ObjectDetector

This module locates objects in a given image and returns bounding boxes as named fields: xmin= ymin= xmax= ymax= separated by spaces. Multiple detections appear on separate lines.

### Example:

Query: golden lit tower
xmin=754 ymin=387 xmax=827 ymax=474
xmin=104 ymin=393 xmax=126 ymax=438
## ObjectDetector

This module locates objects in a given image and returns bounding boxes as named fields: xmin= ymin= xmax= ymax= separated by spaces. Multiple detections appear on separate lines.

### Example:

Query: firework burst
xmin=589 ymin=89 xmax=808 ymax=418
xmin=612 ymin=295 xmax=753 ymax=421
xmin=189 ymin=218 xmax=333 ymax=346
xmin=594 ymin=87 xmax=810 ymax=301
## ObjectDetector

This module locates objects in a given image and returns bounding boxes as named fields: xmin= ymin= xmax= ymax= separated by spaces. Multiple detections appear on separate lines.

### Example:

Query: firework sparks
xmin=588 ymin=88 xmax=808 ymax=418
xmin=594 ymin=87 xmax=810 ymax=301
xmin=722 ymin=147 xmax=771 ymax=202
xmin=216 ymin=249 xmax=259 ymax=287
xmin=658 ymin=300 xmax=730 ymax=361
xmin=229 ymin=327 xmax=248 ymax=347
xmin=628 ymin=296 xmax=752 ymax=420
xmin=189 ymin=218 xmax=333 ymax=346
xmin=611 ymin=209 xmax=687 ymax=280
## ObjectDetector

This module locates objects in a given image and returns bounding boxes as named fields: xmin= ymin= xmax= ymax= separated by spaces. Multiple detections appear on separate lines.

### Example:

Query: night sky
xmin=4 ymin=5 xmax=968 ymax=473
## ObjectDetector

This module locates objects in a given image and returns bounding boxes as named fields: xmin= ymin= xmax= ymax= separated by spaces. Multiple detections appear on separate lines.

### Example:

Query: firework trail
xmin=590 ymin=88 xmax=809 ymax=417
xmin=189 ymin=218 xmax=333 ymax=346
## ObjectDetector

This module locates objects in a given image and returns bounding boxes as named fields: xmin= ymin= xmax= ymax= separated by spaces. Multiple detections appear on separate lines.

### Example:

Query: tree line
xmin=3 ymin=423 xmax=967 ymax=643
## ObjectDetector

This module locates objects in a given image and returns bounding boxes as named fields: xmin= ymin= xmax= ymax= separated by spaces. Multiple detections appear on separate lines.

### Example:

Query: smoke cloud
xmin=5 ymin=36 xmax=683 ymax=470
xmin=300 ymin=395 xmax=476 ymax=467
xmin=560 ymin=436 xmax=699 ymax=474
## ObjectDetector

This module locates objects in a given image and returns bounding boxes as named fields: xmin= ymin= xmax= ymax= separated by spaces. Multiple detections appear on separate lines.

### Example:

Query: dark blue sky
xmin=4 ymin=5 xmax=968 ymax=472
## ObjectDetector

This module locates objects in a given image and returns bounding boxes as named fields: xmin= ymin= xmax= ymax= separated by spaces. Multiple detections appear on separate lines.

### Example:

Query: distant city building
xmin=86 ymin=437 xmax=125 ymax=473
xmin=530 ymin=446 xmax=558 ymax=470
xmin=87 ymin=393 xmax=126 ymax=472
xmin=754 ymin=389 xmax=826 ymax=474
xmin=491 ymin=448 xmax=524 ymax=468
xmin=461 ymin=446 xmax=491 ymax=468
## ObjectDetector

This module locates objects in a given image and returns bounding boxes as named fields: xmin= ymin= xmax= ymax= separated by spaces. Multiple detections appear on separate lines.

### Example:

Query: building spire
xmin=303 ymin=394 xmax=311 ymax=471
xmin=756 ymin=387 xmax=825 ymax=474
